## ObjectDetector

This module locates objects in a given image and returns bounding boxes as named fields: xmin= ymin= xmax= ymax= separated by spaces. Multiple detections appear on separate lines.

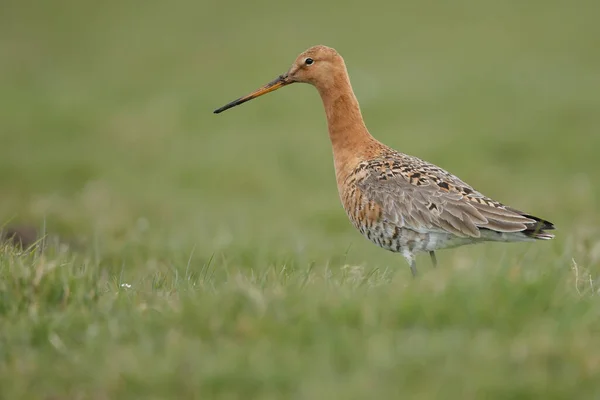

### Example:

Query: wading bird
xmin=214 ymin=45 xmax=555 ymax=276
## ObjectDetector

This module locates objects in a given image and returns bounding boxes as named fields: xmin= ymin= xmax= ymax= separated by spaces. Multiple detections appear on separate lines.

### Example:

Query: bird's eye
xmin=305 ymin=58 xmax=314 ymax=65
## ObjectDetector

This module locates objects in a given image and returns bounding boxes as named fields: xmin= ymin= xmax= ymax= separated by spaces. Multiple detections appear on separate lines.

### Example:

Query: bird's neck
xmin=316 ymin=70 xmax=378 ymax=184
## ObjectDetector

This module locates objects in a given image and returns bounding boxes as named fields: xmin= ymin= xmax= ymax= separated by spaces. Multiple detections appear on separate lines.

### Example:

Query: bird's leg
xmin=402 ymin=250 xmax=417 ymax=277
xmin=429 ymin=251 xmax=437 ymax=268
xmin=409 ymin=260 xmax=417 ymax=277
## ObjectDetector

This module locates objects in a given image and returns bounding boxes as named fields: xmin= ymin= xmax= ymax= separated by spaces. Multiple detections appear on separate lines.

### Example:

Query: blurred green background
xmin=2 ymin=0 xmax=599 ymax=263
xmin=1 ymin=0 xmax=600 ymax=398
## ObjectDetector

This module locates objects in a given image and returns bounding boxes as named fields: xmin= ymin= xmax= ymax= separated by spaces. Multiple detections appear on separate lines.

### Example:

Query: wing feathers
xmin=355 ymin=160 xmax=550 ymax=238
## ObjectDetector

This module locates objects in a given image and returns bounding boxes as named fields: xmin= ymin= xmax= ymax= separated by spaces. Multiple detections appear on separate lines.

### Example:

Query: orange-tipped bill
xmin=214 ymin=74 xmax=291 ymax=114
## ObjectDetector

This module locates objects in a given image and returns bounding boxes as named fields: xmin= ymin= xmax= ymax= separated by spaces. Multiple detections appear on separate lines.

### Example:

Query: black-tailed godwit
xmin=214 ymin=45 xmax=555 ymax=276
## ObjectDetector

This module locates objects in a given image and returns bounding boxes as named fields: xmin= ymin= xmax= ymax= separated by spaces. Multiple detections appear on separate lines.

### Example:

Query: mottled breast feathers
xmin=344 ymin=150 xmax=540 ymax=238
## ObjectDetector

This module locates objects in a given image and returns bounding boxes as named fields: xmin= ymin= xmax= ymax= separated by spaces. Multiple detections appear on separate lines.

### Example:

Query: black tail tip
xmin=522 ymin=214 xmax=555 ymax=240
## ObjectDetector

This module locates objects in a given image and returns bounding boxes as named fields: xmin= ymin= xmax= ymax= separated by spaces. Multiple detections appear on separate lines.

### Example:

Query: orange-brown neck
xmin=315 ymin=66 xmax=379 ymax=186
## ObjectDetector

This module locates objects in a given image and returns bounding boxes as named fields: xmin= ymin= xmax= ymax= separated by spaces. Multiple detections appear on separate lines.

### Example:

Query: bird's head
xmin=213 ymin=45 xmax=345 ymax=114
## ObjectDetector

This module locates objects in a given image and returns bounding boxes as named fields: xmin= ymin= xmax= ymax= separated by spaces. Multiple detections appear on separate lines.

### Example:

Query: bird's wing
xmin=353 ymin=156 xmax=537 ymax=238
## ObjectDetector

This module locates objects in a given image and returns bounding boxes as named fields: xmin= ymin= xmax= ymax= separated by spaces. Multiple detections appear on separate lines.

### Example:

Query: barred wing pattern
xmin=352 ymin=152 xmax=553 ymax=239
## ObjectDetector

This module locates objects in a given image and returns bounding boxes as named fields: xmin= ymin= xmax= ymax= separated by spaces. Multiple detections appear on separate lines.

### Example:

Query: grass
xmin=1 ymin=0 xmax=600 ymax=398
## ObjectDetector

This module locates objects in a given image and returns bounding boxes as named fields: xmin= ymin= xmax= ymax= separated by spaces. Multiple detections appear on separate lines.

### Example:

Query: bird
xmin=213 ymin=45 xmax=555 ymax=276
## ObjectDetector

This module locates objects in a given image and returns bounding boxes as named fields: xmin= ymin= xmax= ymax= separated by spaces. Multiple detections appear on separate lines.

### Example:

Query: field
xmin=1 ymin=0 xmax=600 ymax=398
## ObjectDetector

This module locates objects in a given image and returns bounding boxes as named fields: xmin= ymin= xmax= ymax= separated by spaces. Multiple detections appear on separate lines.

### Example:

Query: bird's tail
xmin=521 ymin=214 xmax=555 ymax=240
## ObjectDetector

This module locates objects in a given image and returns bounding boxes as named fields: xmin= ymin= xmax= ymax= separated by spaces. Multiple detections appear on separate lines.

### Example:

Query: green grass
xmin=1 ymin=0 xmax=600 ymax=398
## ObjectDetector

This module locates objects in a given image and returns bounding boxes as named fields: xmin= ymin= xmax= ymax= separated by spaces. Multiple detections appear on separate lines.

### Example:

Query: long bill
xmin=213 ymin=74 xmax=291 ymax=114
